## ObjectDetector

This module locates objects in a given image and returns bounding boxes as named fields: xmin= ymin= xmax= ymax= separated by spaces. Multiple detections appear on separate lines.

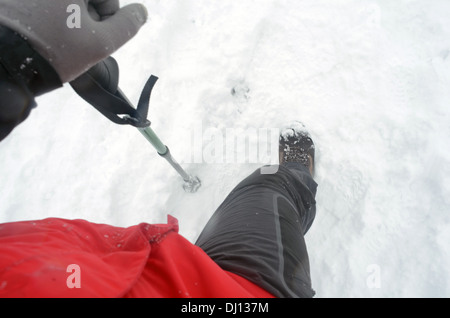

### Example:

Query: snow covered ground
xmin=1 ymin=0 xmax=449 ymax=298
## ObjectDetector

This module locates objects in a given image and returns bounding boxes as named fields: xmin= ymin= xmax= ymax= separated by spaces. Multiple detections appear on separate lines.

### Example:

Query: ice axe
xmin=70 ymin=57 xmax=201 ymax=193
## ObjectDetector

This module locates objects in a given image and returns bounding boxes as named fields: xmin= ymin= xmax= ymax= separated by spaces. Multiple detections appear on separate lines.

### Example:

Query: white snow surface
xmin=1 ymin=0 xmax=450 ymax=297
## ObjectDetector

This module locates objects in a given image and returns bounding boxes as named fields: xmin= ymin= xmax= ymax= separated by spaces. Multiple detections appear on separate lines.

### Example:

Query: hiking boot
xmin=279 ymin=123 xmax=315 ymax=177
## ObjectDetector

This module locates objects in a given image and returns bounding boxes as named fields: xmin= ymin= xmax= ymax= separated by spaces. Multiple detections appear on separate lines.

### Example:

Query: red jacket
xmin=0 ymin=215 xmax=274 ymax=298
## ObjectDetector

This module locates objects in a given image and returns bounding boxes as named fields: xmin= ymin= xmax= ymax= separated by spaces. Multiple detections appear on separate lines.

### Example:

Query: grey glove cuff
xmin=0 ymin=0 xmax=148 ymax=83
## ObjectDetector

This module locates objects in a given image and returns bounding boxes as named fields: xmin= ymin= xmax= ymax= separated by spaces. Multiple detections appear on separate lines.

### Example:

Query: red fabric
xmin=0 ymin=216 xmax=274 ymax=298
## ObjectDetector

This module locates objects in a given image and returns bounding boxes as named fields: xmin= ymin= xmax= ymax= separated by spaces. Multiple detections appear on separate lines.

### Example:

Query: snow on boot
xmin=279 ymin=122 xmax=315 ymax=177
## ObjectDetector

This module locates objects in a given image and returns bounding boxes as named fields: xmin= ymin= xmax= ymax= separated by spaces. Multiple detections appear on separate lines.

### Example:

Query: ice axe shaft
xmin=138 ymin=126 xmax=190 ymax=181
xmin=116 ymin=89 xmax=201 ymax=193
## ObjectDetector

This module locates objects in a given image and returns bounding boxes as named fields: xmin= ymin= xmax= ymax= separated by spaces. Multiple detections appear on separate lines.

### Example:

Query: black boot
xmin=279 ymin=122 xmax=315 ymax=177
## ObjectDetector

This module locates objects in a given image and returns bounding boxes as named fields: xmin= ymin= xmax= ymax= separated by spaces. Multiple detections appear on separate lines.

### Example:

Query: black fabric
xmin=0 ymin=25 xmax=62 ymax=96
xmin=0 ymin=63 xmax=34 ymax=141
xmin=0 ymin=25 xmax=62 ymax=141
xmin=195 ymin=164 xmax=318 ymax=298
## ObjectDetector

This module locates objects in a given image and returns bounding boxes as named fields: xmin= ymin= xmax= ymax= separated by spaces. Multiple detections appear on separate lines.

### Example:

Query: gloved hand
xmin=0 ymin=0 xmax=148 ymax=83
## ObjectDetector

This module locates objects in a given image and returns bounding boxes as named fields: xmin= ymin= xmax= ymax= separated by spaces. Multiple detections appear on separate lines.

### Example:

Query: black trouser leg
xmin=195 ymin=164 xmax=318 ymax=298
